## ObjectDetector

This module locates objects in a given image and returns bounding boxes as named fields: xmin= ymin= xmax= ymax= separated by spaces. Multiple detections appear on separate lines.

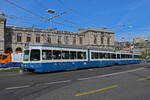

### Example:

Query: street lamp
xmin=46 ymin=9 xmax=55 ymax=29
xmin=47 ymin=9 xmax=55 ymax=14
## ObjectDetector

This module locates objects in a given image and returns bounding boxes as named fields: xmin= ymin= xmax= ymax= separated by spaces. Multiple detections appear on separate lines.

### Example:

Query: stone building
xmin=0 ymin=13 xmax=6 ymax=53
xmin=115 ymin=41 xmax=132 ymax=51
xmin=78 ymin=27 xmax=114 ymax=49
xmin=0 ymin=13 xmax=115 ymax=53
xmin=133 ymin=35 xmax=146 ymax=44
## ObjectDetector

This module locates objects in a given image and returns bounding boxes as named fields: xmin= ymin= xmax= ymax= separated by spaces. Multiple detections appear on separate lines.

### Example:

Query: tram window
xmin=134 ymin=55 xmax=136 ymax=58
xmin=30 ymin=49 xmax=40 ymax=61
xmin=128 ymin=55 xmax=132 ymax=59
xmin=24 ymin=50 xmax=29 ymax=61
xmin=129 ymin=55 xmax=132 ymax=58
xmin=105 ymin=53 xmax=110 ymax=59
xmin=125 ymin=55 xmax=127 ymax=58
xmin=111 ymin=53 xmax=116 ymax=59
xmin=92 ymin=52 xmax=98 ymax=59
xmin=123 ymin=54 xmax=126 ymax=59
xmin=103 ymin=53 xmax=106 ymax=59
xmin=62 ymin=51 xmax=69 ymax=59
xmin=95 ymin=53 xmax=98 ymax=59
xmin=91 ymin=52 xmax=94 ymax=59
xmin=134 ymin=55 xmax=140 ymax=58
xmin=121 ymin=54 xmax=126 ymax=59
xmin=126 ymin=55 xmax=129 ymax=59
xmin=83 ymin=52 xmax=86 ymax=59
xmin=99 ymin=53 xmax=103 ymax=59
xmin=42 ymin=50 xmax=52 ymax=60
xmin=53 ymin=50 xmax=61 ymax=60
xmin=126 ymin=54 xmax=128 ymax=59
xmin=91 ymin=52 xmax=98 ymax=59
xmin=108 ymin=53 xmax=111 ymax=59
xmin=126 ymin=55 xmax=128 ymax=58
xmin=102 ymin=53 xmax=105 ymax=59
xmin=70 ymin=51 xmax=76 ymax=59
xmin=117 ymin=54 xmax=120 ymax=59
xmin=77 ymin=52 xmax=85 ymax=59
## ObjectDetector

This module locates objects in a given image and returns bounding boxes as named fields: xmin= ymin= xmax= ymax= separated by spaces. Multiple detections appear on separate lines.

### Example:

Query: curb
xmin=0 ymin=67 xmax=20 ymax=72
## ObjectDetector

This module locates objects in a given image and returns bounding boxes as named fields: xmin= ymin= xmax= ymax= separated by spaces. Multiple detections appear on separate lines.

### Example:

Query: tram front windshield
xmin=30 ymin=49 xmax=40 ymax=61
xmin=24 ymin=50 xmax=29 ymax=61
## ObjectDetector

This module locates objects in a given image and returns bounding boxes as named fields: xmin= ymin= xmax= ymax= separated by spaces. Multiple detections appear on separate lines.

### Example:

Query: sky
xmin=0 ymin=0 xmax=150 ymax=41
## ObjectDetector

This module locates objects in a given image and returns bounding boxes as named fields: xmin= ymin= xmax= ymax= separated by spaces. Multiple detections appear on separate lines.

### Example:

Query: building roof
xmin=78 ymin=27 xmax=114 ymax=34
xmin=6 ymin=26 xmax=85 ymax=36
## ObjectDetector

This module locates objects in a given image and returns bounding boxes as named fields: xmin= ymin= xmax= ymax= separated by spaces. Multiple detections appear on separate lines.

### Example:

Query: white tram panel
xmin=90 ymin=50 xmax=116 ymax=61
xmin=41 ymin=46 xmax=88 ymax=63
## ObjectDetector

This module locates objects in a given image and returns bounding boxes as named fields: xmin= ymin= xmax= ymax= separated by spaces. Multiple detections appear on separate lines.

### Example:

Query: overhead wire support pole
xmin=48 ymin=9 xmax=72 ymax=22
xmin=47 ymin=9 xmax=72 ymax=29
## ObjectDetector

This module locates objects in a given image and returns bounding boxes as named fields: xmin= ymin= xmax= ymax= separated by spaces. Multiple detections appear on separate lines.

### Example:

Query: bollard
xmin=19 ymin=69 xmax=23 ymax=74
xmin=19 ymin=63 xmax=23 ymax=74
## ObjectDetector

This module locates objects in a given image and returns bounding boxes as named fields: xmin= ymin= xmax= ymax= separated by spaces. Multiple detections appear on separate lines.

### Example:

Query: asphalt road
xmin=0 ymin=62 xmax=150 ymax=100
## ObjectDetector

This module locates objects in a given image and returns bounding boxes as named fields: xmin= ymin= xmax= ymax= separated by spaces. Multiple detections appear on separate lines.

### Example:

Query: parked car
xmin=146 ymin=56 xmax=150 ymax=62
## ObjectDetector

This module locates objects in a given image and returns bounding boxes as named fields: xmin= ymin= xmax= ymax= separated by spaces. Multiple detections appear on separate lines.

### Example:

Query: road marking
xmin=5 ymin=85 xmax=30 ymax=90
xmin=75 ymin=85 xmax=118 ymax=96
xmin=78 ymin=67 xmax=145 ymax=81
xmin=88 ymin=69 xmax=93 ymax=71
xmin=44 ymin=80 xmax=71 ymax=85
xmin=138 ymin=76 xmax=150 ymax=81
xmin=5 ymin=80 xmax=71 ymax=90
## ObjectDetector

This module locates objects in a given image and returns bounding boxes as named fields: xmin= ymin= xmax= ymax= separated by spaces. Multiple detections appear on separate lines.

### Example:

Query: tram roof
xmin=25 ymin=44 xmax=140 ymax=55
xmin=27 ymin=44 xmax=115 ymax=51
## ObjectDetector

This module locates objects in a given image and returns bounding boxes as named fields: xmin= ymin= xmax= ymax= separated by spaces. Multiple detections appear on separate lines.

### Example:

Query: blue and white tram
xmin=22 ymin=45 xmax=141 ymax=72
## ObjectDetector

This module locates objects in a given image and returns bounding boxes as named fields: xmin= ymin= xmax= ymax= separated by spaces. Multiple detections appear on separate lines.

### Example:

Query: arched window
xmin=94 ymin=35 xmax=97 ymax=44
xmin=26 ymin=33 xmax=31 ymax=42
xmin=79 ymin=37 xmax=83 ymax=45
xmin=47 ymin=34 xmax=51 ymax=43
xmin=36 ymin=34 xmax=40 ymax=43
xmin=107 ymin=37 xmax=111 ymax=45
xmin=17 ymin=33 xmax=22 ymax=42
xmin=72 ymin=36 xmax=76 ymax=45
xmin=16 ymin=47 xmax=22 ymax=53
xmin=101 ymin=37 xmax=104 ymax=44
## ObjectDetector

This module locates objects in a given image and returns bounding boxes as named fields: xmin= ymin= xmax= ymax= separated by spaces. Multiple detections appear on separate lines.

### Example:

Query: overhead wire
xmin=2 ymin=0 xmax=85 ymax=29
xmin=2 ymin=0 xmax=48 ymax=28
xmin=52 ymin=21 xmax=79 ymax=28
xmin=57 ymin=17 xmax=85 ymax=28
xmin=2 ymin=0 xmax=42 ymax=18
xmin=5 ymin=14 xmax=47 ymax=29
xmin=28 ymin=0 xmax=77 ymax=29
xmin=56 ymin=0 xmax=98 ymax=27
xmin=5 ymin=14 xmax=37 ymax=20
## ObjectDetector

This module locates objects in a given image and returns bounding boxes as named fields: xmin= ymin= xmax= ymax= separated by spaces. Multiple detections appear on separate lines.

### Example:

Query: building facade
xmin=115 ymin=41 xmax=131 ymax=51
xmin=0 ymin=13 xmax=115 ymax=53
xmin=133 ymin=35 xmax=146 ymax=44
xmin=0 ymin=13 xmax=6 ymax=53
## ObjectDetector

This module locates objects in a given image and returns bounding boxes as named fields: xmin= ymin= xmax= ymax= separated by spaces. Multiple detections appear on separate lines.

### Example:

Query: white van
xmin=146 ymin=56 xmax=150 ymax=62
